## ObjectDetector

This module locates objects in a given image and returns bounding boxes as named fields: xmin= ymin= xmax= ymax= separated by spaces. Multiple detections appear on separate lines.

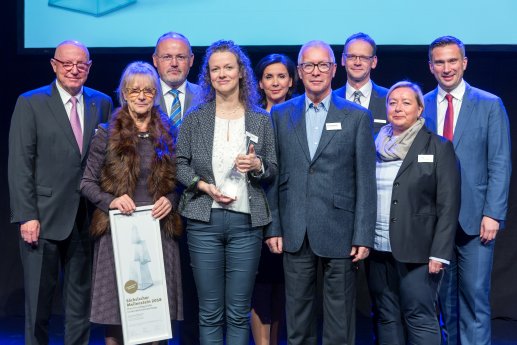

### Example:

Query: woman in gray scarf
xmin=367 ymin=81 xmax=460 ymax=345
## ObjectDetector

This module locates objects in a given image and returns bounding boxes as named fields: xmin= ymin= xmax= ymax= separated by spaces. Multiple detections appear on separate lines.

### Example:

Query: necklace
xmin=137 ymin=132 xmax=150 ymax=139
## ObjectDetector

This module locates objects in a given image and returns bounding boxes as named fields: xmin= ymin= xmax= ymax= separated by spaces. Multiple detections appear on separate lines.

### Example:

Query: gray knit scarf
xmin=375 ymin=117 xmax=425 ymax=161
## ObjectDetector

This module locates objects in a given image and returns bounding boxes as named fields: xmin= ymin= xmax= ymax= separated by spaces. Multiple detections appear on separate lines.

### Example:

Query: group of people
xmin=8 ymin=30 xmax=510 ymax=345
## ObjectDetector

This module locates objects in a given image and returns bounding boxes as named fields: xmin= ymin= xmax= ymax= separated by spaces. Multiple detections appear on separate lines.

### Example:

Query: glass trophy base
xmin=48 ymin=0 xmax=136 ymax=17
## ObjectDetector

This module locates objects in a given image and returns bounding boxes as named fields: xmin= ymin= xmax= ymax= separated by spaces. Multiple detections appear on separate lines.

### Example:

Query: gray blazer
xmin=8 ymin=81 xmax=112 ymax=240
xmin=176 ymin=101 xmax=277 ymax=228
xmin=159 ymin=81 xmax=202 ymax=116
xmin=267 ymin=93 xmax=377 ymax=258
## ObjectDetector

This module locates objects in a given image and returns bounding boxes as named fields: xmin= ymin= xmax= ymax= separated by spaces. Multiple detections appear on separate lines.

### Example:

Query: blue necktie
xmin=169 ymin=89 xmax=182 ymax=127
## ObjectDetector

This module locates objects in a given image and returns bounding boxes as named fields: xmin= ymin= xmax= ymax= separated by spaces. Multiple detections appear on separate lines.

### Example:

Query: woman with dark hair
xmin=81 ymin=61 xmax=182 ymax=344
xmin=255 ymin=53 xmax=297 ymax=112
xmin=176 ymin=40 xmax=277 ymax=345
xmin=251 ymin=53 xmax=297 ymax=345
xmin=368 ymin=81 xmax=460 ymax=344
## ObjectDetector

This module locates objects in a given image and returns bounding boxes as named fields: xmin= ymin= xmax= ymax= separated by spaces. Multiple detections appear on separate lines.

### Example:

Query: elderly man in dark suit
xmin=8 ymin=40 xmax=112 ymax=345
xmin=334 ymin=32 xmax=389 ymax=135
xmin=266 ymin=40 xmax=377 ymax=345
xmin=153 ymin=31 xmax=202 ymax=345
xmin=423 ymin=36 xmax=511 ymax=345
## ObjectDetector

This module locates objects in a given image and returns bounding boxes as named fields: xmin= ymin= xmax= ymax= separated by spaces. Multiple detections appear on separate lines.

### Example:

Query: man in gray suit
xmin=266 ymin=40 xmax=377 ymax=345
xmin=8 ymin=40 xmax=112 ymax=344
xmin=153 ymin=32 xmax=201 ymax=128
xmin=153 ymin=31 xmax=202 ymax=345
xmin=334 ymin=32 xmax=388 ymax=134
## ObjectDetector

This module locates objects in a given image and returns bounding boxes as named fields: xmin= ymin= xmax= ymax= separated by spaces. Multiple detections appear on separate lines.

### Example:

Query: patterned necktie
xmin=169 ymin=89 xmax=182 ymax=127
xmin=443 ymin=93 xmax=454 ymax=141
xmin=70 ymin=96 xmax=83 ymax=153
xmin=352 ymin=90 xmax=363 ymax=105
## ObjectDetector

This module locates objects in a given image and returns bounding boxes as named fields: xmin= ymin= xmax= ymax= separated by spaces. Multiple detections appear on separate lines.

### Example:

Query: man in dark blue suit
xmin=334 ymin=32 xmax=388 ymax=134
xmin=422 ymin=36 xmax=511 ymax=345
xmin=266 ymin=40 xmax=377 ymax=345
xmin=8 ymin=40 xmax=112 ymax=344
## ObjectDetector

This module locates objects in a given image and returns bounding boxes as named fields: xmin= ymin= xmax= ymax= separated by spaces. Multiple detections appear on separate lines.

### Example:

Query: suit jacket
xmin=423 ymin=82 xmax=511 ymax=235
xmin=385 ymin=126 xmax=460 ymax=263
xmin=8 ymin=81 xmax=113 ymax=240
xmin=176 ymin=101 xmax=277 ymax=228
xmin=266 ymin=93 xmax=377 ymax=258
xmin=159 ymin=81 xmax=202 ymax=116
xmin=334 ymin=81 xmax=389 ymax=134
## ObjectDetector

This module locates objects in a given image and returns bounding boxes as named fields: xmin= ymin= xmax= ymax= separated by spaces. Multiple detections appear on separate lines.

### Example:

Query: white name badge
xmin=374 ymin=119 xmax=387 ymax=124
xmin=245 ymin=131 xmax=259 ymax=144
xmin=418 ymin=154 xmax=434 ymax=163
xmin=325 ymin=122 xmax=342 ymax=130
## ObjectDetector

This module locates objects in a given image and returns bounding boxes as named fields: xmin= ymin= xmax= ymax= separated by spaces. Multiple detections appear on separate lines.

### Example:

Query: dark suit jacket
xmin=423 ymin=82 xmax=511 ymax=235
xmin=8 ymin=81 xmax=112 ymax=240
xmin=176 ymin=101 xmax=278 ymax=228
xmin=385 ymin=126 xmax=460 ymax=263
xmin=159 ymin=81 xmax=202 ymax=116
xmin=334 ymin=81 xmax=388 ymax=134
xmin=267 ymin=93 xmax=377 ymax=258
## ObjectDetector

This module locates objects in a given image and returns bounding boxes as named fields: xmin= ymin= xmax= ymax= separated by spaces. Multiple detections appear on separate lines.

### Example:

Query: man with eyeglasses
xmin=266 ymin=40 xmax=376 ymax=345
xmin=423 ymin=35 xmax=511 ymax=345
xmin=8 ymin=40 xmax=112 ymax=345
xmin=334 ymin=32 xmax=388 ymax=135
xmin=153 ymin=31 xmax=201 ymax=345
xmin=153 ymin=32 xmax=201 ymax=132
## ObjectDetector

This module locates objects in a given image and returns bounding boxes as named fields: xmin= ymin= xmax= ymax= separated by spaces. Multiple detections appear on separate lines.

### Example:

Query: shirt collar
xmin=160 ymin=79 xmax=187 ymax=96
xmin=305 ymin=93 xmax=331 ymax=112
xmin=55 ymin=79 xmax=83 ymax=105
xmin=438 ymin=79 xmax=466 ymax=102
xmin=345 ymin=80 xmax=372 ymax=99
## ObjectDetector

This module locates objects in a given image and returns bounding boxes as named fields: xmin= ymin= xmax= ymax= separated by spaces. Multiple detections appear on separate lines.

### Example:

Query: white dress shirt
xmin=345 ymin=80 xmax=373 ymax=109
xmin=55 ymin=80 xmax=84 ymax=133
xmin=160 ymin=79 xmax=187 ymax=117
xmin=436 ymin=79 xmax=466 ymax=137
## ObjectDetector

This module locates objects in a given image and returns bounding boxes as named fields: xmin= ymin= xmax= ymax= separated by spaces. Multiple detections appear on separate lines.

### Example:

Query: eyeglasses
xmin=155 ymin=54 xmax=190 ymax=63
xmin=298 ymin=61 xmax=335 ymax=73
xmin=124 ymin=88 xmax=157 ymax=99
xmin=52 ymin=58 xmax=91 ymax=72
xmin=343 ymin=54 xmax=374 ymax=63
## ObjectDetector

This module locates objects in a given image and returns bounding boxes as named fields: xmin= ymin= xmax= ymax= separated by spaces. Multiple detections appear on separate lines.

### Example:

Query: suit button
xmin=309 ymin=168 xmax=314 ymax=174
xmin=391 ymin=217 xmax=397 ymax=223
xmin=394 ymin=182 xmax=400 ymax=187
xmin=392 ymin=200 xmax=398 ymax=205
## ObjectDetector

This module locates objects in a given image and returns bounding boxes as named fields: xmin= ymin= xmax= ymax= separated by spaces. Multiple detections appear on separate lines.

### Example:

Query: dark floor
xmin=0 ymin=315 xmax=516 ymax=344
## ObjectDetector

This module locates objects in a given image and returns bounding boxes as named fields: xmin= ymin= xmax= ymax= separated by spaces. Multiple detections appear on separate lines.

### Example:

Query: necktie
xmin=352 ymin=90 xmax=363 ymax=105
xmin=443 ymin=93 xmax=454 ymax=141
xmin=169 ymin=89 xmax=182 ymax=127
xmin=70 ymin=96 xmax=83 ymax=153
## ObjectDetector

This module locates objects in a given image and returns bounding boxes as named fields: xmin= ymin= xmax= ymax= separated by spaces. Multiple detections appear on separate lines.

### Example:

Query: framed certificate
xmin=109 ymin=205 xmax=172 ymax=344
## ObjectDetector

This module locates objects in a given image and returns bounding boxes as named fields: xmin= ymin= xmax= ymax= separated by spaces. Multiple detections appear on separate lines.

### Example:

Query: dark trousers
xmin=187 ymin=209 xmax=262 ymax=345
xmin=283 ymin=236 xmax=356 ymax=345
xmin=19 ymin=220 xmax=91 ymax=345
xmin=367 ymin=251 xmax=443 ymax=345
xmin=438 ymin=228 xmax=495 ymax=345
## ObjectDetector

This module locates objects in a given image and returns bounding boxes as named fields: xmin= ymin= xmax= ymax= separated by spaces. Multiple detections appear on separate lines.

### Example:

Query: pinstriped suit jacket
xmin=176 ymin=101 xmax=277 ymax=228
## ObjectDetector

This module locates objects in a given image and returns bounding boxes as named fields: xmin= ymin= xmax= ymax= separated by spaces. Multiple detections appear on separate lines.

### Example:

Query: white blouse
xmin=211 ymin=115 xmax=250 ymax=214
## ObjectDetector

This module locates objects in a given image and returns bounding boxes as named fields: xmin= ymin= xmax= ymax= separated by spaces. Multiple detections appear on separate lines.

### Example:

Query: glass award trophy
xmin=48 ymin=0 xmax=136 ymax=17
xmin=218 ymin=135 xmax=251 ymax=200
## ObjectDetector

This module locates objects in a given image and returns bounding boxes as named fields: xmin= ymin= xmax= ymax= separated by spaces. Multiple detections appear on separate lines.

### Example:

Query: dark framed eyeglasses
xmin=298 ymin=61 xmax=334 ymax=73
xmin=52 ymin=58 xmax=91 ymax=72
xmin=124 ymin=87 xmax=157 ymax=99
xmin=343 ymin=54 xmax=374 ymax=63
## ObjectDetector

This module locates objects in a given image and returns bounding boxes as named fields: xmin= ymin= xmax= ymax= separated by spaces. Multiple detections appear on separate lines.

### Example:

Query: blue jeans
xmin=187 ymin=209 xmax=263 ymax=345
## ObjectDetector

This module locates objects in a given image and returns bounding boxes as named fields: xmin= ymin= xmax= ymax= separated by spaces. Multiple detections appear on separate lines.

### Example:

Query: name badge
xmin=374 ymin=119 xmax=387 ymax=124
xmin=418 ymin=154 xmax=434 ymax=163
xmin=326 ymin=122 xmax=342 ymax=130
xmin=245 ymin=131 xmax=259 ymax=144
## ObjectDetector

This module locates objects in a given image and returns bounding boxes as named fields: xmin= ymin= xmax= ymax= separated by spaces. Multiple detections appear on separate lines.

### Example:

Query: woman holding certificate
xmin=81 ymin=61 xmax=182 ymax=344
xmin=175 ymin=40 xmax=277 ymax=345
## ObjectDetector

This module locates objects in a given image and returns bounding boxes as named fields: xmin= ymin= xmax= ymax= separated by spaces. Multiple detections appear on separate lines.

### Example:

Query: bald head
xmin=51 ymin=40 xmax=91 ymax=96
xmin=55 ymin=40 xmax=90 ymax=61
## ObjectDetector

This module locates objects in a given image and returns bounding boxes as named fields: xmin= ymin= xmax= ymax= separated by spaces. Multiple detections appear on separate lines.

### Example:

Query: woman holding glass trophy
xmin=175 ymin=40 xmax=277 ymax=345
